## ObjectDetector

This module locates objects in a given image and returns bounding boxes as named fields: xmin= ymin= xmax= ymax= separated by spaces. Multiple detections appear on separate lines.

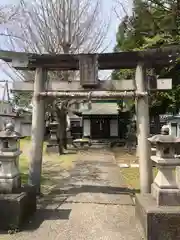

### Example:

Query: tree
xmin=6 ymin=0 xmax=108 ymax=58
xmin=0 ymin=4 xmax=20 ymax=32
xmin=4 ymin=0 xmax=110 ymax=128
xmin=1 ymin=0 xmax=109 ymax=105
xmin=0 ymin=3 xmax=21 ymax=86
xmin=112 ymin=0 xmax=180 ymax=132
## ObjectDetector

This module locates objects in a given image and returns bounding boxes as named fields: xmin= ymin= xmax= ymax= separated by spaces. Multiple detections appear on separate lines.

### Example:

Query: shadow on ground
xmin=8 ymin=152 xmax=139 ymax=233
xmin=20 ymin=208 xmax=71 ymax=232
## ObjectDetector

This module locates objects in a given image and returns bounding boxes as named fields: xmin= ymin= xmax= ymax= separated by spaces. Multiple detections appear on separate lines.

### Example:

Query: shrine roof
xmin=68 ymin=112 xmax=81 ymax=119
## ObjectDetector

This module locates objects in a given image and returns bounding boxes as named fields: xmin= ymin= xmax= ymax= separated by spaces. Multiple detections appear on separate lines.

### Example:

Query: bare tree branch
xmin=2 ymin=0 xmax=110 ymax=82
xmin=0 ymin=3 xmax=24 ymax=83
xmin=0 ymin=4 xmax=19 ymax=25
xmin=113 ymin=0 xmax=129 ymax=21
xmin=113 ymin=0 xmax=135 ymax=33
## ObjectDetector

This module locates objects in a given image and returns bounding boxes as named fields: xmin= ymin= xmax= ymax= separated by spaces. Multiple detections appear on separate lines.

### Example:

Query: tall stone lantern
xmin=136 ymin=127 xmax=180 ymax=240
xmin=0 ymin=122 xmax=22 ymax=193
xmin=148 ymin=133 xmax=180 ymax=206
xmin=0 ymin=123 xmax=37 ymax=231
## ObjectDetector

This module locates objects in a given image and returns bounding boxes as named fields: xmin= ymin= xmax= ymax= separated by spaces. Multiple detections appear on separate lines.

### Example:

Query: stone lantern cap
xmin=0 ymin=123 xmax=21 ymax=139
xmin=148 ymin=134 xmax=180 ymax=144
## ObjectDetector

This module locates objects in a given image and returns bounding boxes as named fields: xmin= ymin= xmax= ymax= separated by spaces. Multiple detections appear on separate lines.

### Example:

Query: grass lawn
xmin=112 ymin=146 xmax=138 ymax=164
xmin=112 ymin=146 xmax=159 ymax=190
xmin=120 ymin=167 xmax=158 ymax=191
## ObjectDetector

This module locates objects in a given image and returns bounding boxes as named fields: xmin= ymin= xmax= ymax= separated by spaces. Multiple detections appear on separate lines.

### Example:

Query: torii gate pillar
xmin=28 ymin=68 xmax=46 ymax=194
xmin=135 ymin=63 xmax=153 ymax=193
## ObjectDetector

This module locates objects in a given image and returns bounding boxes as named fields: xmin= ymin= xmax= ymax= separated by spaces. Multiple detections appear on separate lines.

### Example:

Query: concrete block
xmin=0 ymin=184 xmax=36 ymax=231
xmin=151 ymin=183 xmax=180 ymax=206
xmin=135 ymin=193 xmax=180 ymax=240
xmin=0 ymin=175 xmax=21 ymax=193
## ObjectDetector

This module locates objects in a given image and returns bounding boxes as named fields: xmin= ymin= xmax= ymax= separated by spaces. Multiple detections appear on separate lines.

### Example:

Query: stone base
xmin=46 ymin=144 xmax=59 ymax=154
xmin=0 ymin=175 xmax=21 ymax=193
xmin=0 ymin=184 xmax=36 ymax=231
xmin=151 ymin=183 xmax=180 ymax=206
xmin=135 ymin=193 xmax=180 ymax=240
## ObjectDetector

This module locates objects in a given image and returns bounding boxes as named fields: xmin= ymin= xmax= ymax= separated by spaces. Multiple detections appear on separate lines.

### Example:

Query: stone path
xmin=1 ymin=149 xmax=144 ymax=240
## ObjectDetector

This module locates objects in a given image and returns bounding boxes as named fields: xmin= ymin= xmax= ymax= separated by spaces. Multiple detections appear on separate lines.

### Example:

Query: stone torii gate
xmin=0 ymin=46 xmax=178 ymax=194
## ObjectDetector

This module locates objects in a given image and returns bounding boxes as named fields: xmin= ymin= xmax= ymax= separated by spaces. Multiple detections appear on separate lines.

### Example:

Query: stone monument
xmin=0 ymin=123 xmax=36 ymax=231
xmin=136 ymin=126 xmax=180 ymax=239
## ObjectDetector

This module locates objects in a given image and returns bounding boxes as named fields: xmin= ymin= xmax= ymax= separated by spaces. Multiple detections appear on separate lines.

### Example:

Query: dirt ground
xmin=19 ymin=139 xmax=78 ymax=194
xmin=19 ymin=140 xmax=141 ymax=192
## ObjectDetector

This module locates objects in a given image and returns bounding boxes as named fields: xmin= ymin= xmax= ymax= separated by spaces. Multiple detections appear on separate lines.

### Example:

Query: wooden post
xmin=135 ymin=63 xmax=152 ymax=193
xmin=28 ymin=68 xmax=46 ymax=194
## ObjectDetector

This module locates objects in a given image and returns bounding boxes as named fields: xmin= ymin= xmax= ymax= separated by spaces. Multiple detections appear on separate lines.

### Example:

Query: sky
xmin=0 ymin=0 xmax=132 ymax=98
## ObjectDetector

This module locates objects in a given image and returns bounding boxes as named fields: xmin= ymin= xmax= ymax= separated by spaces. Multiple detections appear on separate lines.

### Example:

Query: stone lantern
xmin=0 ymin=123 xmax=37 ymax=231
xmin=135 ymin=129 xmax=180 ymax=239
xmin=0 ymin=122 xmax=22 ymax=193
xmin=148 ymin=132 xmax=180 ymax=206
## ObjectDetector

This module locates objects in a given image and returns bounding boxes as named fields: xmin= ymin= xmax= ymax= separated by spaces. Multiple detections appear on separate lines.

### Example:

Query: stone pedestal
xmin=46 ymin=122 xmax=59 ymax=153
xmin=151 ymin=155 xmax=180 ymax=206
xmin=136 ymin=194 xmax=180 ymax=240
xmin=151 ymin=182 xmax=180 ymax=206
xmin=0 ymin=185 xmax=36 ymax=231
xmin=136 ymin=131 xmax=180 ymax=240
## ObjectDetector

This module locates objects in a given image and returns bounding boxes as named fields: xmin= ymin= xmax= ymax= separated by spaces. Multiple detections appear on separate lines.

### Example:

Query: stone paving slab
xmin=6 ymin=203 xmax=143 ymax=240
xmin=0 ymin=149 xmax=144 ymax=240
xmin=65 ymin=192 xmax=134 ymax=205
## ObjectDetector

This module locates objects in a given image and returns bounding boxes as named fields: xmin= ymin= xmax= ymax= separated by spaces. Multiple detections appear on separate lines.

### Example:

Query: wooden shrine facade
xmin=83 ymin=115 xmax=119 ymax=140
xmin=81 ymin=102 xmax=120 ymax=140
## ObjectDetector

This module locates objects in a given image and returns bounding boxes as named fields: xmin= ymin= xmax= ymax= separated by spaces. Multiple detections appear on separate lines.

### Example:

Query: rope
xmin=38 ymin=91 xmax=148 ymax=99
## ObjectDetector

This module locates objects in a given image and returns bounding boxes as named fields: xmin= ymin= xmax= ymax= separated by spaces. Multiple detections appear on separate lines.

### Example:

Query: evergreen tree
xmin=112 ymin=0 xmax=180 ymax=125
